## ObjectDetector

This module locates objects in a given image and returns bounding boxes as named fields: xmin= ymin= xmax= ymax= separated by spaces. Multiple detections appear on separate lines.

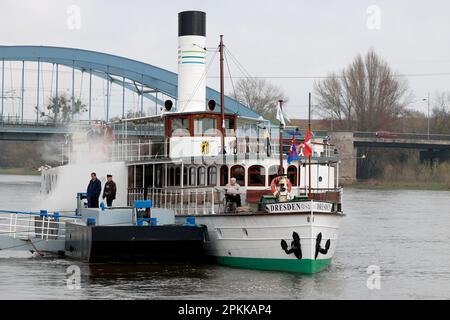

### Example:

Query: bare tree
xmin=37 ymin=93 xmax=87 ymax=123
xmin=430 ymin=92 xmax=450 ymax=134
xmin=109 ymin=109 xmax=146 ymax=122
xmin=314 ymin=49 xmax=411 ymax=131
xmin=231 ymin=78 xmax=288 ymax=121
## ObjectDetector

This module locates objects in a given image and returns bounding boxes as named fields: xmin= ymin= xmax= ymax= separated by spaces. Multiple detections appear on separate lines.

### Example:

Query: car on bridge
xmin=375 ymin=131 xmax=398 ymax=138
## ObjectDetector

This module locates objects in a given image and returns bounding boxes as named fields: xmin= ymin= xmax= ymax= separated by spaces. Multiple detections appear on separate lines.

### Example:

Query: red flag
xmin=302 ymin=128 xmax=312 ymax=158
xmin=289 ymin=136 xmax=296 ymax=157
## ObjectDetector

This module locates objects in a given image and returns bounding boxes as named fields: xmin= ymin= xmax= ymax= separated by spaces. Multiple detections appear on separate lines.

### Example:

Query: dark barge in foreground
xmin=64 ymin=199 xmax=207 ymax=263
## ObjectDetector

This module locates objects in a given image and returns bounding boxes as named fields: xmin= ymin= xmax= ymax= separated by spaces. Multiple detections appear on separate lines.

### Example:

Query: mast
xmin=279 ymin=100 xmax=285 ymax=175
xmin=308 ymin=92 xmax=312 ymax=199
xmin=219 ymin=35 xmax=226 ymax=154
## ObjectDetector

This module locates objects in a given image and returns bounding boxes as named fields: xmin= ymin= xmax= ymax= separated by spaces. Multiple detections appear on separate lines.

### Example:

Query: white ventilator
xmin=177 ymin=11 xmax=207 ymax=113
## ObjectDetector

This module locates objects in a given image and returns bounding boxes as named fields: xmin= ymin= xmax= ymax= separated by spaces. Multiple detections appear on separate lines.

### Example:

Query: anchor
xmin=281 ymin=232 xmax=302 ymax=259
xmin=315 ymin=232 xmax=331 ymax=259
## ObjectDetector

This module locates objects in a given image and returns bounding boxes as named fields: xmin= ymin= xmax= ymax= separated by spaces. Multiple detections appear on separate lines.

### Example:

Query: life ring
xmin=270 ymin=176 xmax=292 ymax=196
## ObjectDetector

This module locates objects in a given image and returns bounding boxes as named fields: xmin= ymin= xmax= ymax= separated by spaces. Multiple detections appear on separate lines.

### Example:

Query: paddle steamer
xmin=39 ymin=11 xmax=344 ymax=273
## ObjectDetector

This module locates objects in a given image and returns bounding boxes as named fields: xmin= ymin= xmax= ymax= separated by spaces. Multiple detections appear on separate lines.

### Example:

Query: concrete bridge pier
xmin=329 ymin=132 xmax=356 ymax=184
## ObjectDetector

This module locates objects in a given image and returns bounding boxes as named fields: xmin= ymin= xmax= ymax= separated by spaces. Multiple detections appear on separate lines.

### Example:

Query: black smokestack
xmin=178 ymin=11 xmax=206 ymax=37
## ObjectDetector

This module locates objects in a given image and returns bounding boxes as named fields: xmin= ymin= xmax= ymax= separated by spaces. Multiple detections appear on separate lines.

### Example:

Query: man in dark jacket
xmin=102 ymin=174 xmax=117 ymax=207
xmin=87 ymin=172 xmax=102 ymax=208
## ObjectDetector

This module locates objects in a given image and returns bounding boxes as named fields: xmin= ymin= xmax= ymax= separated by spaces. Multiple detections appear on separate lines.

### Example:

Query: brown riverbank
xmin=344 ymin=180 xmax=450 ymax=191
xmin=0 ymin=167 xmax=40 ymax=176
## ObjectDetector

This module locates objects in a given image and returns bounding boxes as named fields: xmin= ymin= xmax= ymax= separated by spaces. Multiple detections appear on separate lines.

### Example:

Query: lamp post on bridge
xmin=422 ymin=92 xmax=430 ymax=140
xmin=407 ymin=94 xmax=431 ymax=140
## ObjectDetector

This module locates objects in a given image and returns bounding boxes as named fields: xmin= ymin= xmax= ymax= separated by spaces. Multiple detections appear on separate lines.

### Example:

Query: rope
xmin=0 ymin=238 xmax=46 ymax=252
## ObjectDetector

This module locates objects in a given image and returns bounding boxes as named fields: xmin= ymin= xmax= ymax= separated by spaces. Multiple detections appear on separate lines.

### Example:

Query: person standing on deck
xmin=102 ymin=174 xmax=117 ymax=207
xmin=87 ymin=172 xmax=102 ymax=208
xmin=225 ymin=177 xmax=241 ymax=208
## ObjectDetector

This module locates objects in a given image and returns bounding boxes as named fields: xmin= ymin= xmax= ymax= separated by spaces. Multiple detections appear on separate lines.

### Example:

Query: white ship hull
xmin=177 ymin=207 xmax=343 ymax=274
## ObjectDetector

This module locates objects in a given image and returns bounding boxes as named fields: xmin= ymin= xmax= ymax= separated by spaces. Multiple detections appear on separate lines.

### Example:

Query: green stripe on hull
xmin=215 ymin=256 xmax=332 ymax=274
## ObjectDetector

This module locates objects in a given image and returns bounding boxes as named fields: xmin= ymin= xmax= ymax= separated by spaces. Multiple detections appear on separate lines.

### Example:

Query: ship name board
xmin=265 ymin=201 xmax=332 ymax=213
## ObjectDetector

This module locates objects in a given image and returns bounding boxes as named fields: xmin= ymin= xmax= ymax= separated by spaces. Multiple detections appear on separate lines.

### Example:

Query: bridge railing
xmin=354 ymin=131 xmax=450 ymax=141
xmin=0 ymin=117 xmax=98 ymax=129
xmin=0 ymin=117 xmax=64 ymax=127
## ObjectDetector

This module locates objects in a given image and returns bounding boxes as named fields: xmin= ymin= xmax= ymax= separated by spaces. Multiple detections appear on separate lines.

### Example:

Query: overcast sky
xmin=1 ymin=0 xmax=450 ymax=119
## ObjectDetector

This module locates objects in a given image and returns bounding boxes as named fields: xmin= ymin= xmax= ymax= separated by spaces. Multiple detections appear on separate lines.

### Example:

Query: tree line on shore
xmin=232 ymin=49 xmax=450 ymax=183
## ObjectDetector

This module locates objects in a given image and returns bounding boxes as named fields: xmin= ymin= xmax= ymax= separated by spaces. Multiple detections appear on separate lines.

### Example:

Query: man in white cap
xmin=225 ymin=177 xmax=241 ymax=208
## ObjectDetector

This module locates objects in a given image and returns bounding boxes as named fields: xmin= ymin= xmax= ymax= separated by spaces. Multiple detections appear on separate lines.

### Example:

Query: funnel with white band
xmin=177 ymin=11 xmax=206 ymax=113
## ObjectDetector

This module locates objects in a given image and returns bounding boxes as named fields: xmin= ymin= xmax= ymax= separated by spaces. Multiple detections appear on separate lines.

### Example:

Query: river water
xmin=0 ymin=174 xmax=449 ymax=300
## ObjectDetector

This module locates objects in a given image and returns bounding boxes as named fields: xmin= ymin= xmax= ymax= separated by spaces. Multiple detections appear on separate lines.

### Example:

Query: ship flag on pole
xmin=287 ymin=136 xmax=298 ymax=164
xmin=300 ymin=127 xmax=313 ymax=158
xmin=276 ymin=104 xmax=286 ymax=126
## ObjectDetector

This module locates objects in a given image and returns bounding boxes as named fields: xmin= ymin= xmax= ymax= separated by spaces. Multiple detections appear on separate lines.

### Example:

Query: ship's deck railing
xmin=128 ymin=186 xmax=342 ymax=216
xmin=0 ymin=210 xmax=79 ymax=241
xmin=110 ymin=137 xmax=337 ymax=163
xmin=111 ymin=140 xmax=168 ymax=162
xmin=128 ymin=187 xmax=223 ymax=215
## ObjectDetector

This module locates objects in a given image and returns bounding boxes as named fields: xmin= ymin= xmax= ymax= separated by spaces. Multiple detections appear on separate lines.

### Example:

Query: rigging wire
xmin=207 ymin=72 xmax=450 ymax=80
xmin=224 ymin=46 xmax=254 ymax=81
xmin=5 ymin=65 xmax=450 ymax=79
xmin=182 ymin=48 xmax=219 ymax=110
xmin=224 ymin=48 xmax=240 ymax=115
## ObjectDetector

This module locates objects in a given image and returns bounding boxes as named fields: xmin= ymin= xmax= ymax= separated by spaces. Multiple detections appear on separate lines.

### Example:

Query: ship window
xmin=230 ymin=165 xmax=245 ymax=186
xmin=169 ymin=167 xmax=175 ymax=186
xmin=155 ymin=165 xmax=163 ymax=188
xmin=144 ymin=164 xmax=152 ymax=189
xmin=248 ymin=165 xmax=265 ymax=186
xmin=189 ymin=167 xmax=196 ymax=186
xmin=171 ymin=118 xmax=190 ymax=136
xmin=268 ymin=165 xmax=279 ymax=184
xmin=220 ymin=165 xmax=229 ymax=186
xmin=197 ymin=166 xmax=206 ymax=185
xmin=207 ymin=166 xmax=217 ymax=186
xmin=135 ymin=165 xmax=143 ymax=188
xmin=183 ymin=166 xmax=188 ymax=186
xmin=128 ymin=166 xmax=135 ymax=188
xmin=224 ymin=118 xmax=236 ymax=136
xmin=194 ymin=118 xmax=217 ymax=135
xmin=287 ymin=165 xmax=298 ymax=186
xmin=224 ymin=118 xmax=235 ymax=129
xmin=175 ymin=167 xmax=181 ymax=186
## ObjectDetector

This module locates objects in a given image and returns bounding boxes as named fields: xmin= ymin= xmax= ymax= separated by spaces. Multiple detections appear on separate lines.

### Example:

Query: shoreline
xmin=344 ymin=181 xmax=450 ymax=191
xmin=1 ymin=168 xmax=449 ymax=191
xmin=0 ymin=168 xmax=40 ymax=176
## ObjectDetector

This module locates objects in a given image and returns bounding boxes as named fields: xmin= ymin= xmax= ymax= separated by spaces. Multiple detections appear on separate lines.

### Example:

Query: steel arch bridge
xmin=0 ymin=45 xmax=260 ymax=122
